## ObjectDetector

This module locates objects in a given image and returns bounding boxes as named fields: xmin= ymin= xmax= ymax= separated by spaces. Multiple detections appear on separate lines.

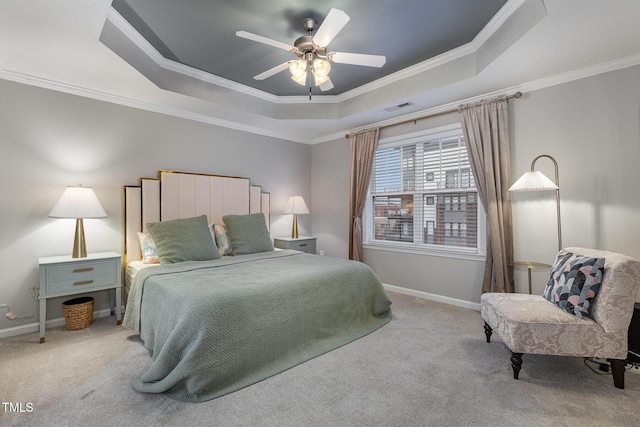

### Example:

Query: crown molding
xmin=313 ymin=52 xmax=640 ymax=145
xmin=472 ymin=0 xmax=533 ymax=49
xmin=3 ymin=51 xmax=638 ymax=146
xmin=0 ymin=67 xmax=308 ymax=144
xmin=516 ymin=51 xmax=640 ymax=93
xmin=105 ymin=8 xmax=283 ymax=104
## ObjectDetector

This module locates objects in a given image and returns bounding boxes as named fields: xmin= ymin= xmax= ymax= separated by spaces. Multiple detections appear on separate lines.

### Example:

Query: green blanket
xmin=123 ymin=250 xmax=392 ymax=402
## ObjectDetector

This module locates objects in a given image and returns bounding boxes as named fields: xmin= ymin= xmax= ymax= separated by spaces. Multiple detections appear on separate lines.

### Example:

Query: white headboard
xmin=124 ymin=170 xmax=270 ymax=263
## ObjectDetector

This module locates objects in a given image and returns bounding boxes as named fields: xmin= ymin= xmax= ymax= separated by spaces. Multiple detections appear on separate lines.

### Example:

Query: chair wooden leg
xmin=609 ymin=359 xmax=625 ymax=389
xmin=484 ymin=322 xmax=492 ymax=343
xmin=510 ymin=352 xmax=523 ymax=379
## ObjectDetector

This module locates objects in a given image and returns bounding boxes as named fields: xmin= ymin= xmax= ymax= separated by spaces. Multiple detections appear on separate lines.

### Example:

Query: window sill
xmin=363 ymin=242 xmax=486 ymax=262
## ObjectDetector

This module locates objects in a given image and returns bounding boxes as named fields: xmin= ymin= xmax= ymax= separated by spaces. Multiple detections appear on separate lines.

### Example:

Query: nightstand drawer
xmin=45 ymin=273 xmax=118 ymax=296
xmin=289 ymin=240 xmax=316 ymax=253
xmin=273 ymin=237 xmax=317 ymax=254
xmin=46 ymin=260 xmax=116 ymax=281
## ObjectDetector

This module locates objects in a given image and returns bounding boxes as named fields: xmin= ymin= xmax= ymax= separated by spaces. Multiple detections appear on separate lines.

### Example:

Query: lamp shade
xmin=283 ymin=196 xmax=310 ymax=215
xmin=508 ymin=171 xmax=558 ymax=192
xmin=48 ymin=185 xmax=107 ymax=219
xmin=312 ymin=58 xmax=331 ymax=85
xmin=289 ymin=60 xmax=308 ymax=86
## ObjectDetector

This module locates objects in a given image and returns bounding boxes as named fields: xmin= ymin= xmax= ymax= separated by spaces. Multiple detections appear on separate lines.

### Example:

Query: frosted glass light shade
xmin=291 ymin=72 xmax=307 ymax=86
xmin=289 ymin=60 xmax=308 ymax=85
xmin=312 ymin=58 xmax=330 ymax=77
xmin=508 ymin=171 xmax=558 ymax=192
xmin=49 ymin=185 xmax=107 ymax=218
xmin=289 ymin=60 xmax=307 ymax=77
xmin=312 ymin=58 xmax=331 ymax=85
xmin=283 ymin=196 xmax=310 ymax=215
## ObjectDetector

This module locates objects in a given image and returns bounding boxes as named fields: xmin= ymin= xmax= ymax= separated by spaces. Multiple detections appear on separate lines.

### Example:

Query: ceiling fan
xmin=236 ymin=8 xmax=386 ymax=93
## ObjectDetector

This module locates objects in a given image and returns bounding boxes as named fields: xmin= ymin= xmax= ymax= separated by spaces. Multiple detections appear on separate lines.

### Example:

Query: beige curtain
xmin=458 ymin=97 xmax=514 ymax=293
xmin=349 ymin=128 xmax=380 ymax=261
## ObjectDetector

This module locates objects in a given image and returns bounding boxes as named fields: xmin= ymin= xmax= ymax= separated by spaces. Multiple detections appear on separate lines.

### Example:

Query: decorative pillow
xmin=222 ymin=213 xmax=274 ymax=255
xmin=146 ymin=214 xmax=220 ymax=264
xmin=543 ymin=250 xmax=606 ymax=318
xmin=211 ymin=223 xmax=232 ymax=257
xmin=136 ymin=232 xmax=160 ymax=264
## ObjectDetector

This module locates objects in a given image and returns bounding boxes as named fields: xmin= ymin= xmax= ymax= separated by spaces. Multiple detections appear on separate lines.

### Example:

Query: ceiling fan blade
xmin=328 ymin=52 xmax=386 ymax=68
xmin=312 ymin=8 xmax=350 ymax=48
xmin=253 ymin=62 xmax=291 ymax=80
xmin=319 ymin=78 xmax=334 ymax=91
xmin=236 ymin=31 xmax=296 ymax=52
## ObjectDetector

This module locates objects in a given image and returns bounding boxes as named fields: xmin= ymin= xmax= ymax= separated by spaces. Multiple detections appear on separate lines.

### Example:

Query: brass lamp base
xmin=72 ymin=218 xmax=88 ymax=258
xmin=291 ymin=214 xmax=299 ymax=239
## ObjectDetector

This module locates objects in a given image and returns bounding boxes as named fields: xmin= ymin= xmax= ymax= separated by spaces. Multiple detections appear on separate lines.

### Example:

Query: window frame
xmin=362 ymin=124 xmax=486 ymax=261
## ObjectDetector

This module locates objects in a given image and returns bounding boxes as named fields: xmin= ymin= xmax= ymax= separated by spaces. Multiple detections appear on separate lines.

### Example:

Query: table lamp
xmin=48 ymin=184 xmax=107 ymax=258
xmin=283 ymin=196 xmax=309 ymax=239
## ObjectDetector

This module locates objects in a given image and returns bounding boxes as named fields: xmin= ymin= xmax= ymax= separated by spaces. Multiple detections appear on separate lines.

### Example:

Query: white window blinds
xmin=367 ymin=130 xmax=482 ymax=252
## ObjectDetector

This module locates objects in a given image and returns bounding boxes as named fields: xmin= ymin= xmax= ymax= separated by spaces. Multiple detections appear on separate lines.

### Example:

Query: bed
xmin=122 ymin=170 xmax=392 ymax=402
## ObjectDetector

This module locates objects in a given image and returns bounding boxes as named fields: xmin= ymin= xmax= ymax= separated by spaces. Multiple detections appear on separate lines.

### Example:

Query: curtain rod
xmin=345 ymin=91 xmax=522 ymax=139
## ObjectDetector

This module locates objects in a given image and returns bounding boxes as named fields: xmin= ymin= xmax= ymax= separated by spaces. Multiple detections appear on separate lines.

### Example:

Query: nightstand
xmin=273 ymin=236 xmax=317 ymax=254
xmin=38 ymin=251 xmax=122 ymax=343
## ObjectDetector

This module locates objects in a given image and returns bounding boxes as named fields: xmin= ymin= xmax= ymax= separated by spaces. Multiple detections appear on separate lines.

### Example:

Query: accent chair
xmin=481 ymin=247 xmax=640 ymax=389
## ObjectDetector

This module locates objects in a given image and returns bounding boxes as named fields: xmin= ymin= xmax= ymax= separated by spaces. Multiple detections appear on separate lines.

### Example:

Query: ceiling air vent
xmin=384 ymin=102 xmax=413 ymax=112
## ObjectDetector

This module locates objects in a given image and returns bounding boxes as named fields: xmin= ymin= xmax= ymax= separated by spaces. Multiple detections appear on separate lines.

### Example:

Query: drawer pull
xmin=74 ymin=280 xmax=94 ymax=286
xmin=73 ymin=267 xmax=94 ymax=273
xmin=299 ymin=244 xmax=308 ymax=247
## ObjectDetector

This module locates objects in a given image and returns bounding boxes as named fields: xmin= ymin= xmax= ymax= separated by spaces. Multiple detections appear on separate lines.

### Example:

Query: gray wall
xmin=312 ymin=64 xmax=640 ymax=304
xmin=0 ymin=79 xmax=311 ymax=334
xmin=310 ymin=137 xmax=350 ymax=258
xmin=510 ymin=65 xmax=640 ymax=295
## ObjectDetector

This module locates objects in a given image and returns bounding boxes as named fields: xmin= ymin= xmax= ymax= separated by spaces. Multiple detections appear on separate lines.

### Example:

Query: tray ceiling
xmin=111 ymin=0 xmax=508 ymax=97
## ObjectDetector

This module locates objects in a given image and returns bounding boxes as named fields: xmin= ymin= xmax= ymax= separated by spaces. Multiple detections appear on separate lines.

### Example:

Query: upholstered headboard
xmin=124 ymin=170 xmax=270 ymax=263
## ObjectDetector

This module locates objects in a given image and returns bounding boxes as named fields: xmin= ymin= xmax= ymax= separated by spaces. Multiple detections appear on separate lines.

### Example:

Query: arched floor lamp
xmin=509 ymin=154 xmax=562 ymax=251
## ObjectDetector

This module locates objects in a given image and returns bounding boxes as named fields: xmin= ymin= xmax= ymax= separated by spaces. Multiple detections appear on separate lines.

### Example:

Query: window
xmin=364 ymin=125 xmax=485 ymax=257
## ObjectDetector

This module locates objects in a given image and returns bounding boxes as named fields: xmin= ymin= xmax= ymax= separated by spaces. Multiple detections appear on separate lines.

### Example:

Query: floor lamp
xmin=509 ymin=154 xmax=562 ymax=251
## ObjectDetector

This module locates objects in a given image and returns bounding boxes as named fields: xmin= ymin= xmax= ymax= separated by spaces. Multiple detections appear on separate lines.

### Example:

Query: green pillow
xmin=146 ymin=214 xmax=220 ymax=264
xmin=222 ymin=213 xmax=274 ymax=255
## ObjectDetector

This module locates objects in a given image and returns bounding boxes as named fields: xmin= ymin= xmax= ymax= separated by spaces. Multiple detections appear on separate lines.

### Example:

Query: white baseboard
xmin=383 ymin=283 xmax=481 ymax=312
xmin=0 ymin=307 xmax=119 ymax=339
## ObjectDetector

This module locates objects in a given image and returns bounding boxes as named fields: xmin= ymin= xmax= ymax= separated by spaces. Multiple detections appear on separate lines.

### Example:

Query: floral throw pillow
xmin=212 ymin=224 xmax=232 ymax=256
xmin=136 ymin=232 xmax=160 ymax=264
xmin=543 ymin=250 xmax=605 ymax=318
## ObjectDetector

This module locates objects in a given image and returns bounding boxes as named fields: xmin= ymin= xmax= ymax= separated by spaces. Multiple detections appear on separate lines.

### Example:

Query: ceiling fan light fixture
xmin=289 ymin=60 xmax=307 ymax=77
xmin=313 ymin=73 xmax=329 ymax=86
xmin=311 ymin=58 xmax=331 ymax=86
xmin=312 ymin=58 xmax=330 ymax=77
xmin=291 ymin=71 xmax=307 ymax=86
xmin=238 ymin=8 xmax=386 ymax=93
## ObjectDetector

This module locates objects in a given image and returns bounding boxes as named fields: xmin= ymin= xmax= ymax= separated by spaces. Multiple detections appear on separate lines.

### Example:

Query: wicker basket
xmin=62 ymin=297 xmax=94 ymax=330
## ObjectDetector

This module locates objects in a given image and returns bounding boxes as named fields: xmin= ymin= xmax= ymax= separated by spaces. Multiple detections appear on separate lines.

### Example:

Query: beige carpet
xmin=1 ymin=291 xmax=639 ymax=427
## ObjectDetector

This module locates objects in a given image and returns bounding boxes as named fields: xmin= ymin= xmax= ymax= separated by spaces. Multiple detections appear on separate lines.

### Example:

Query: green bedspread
xmin=123 ymin=250 xmax=392 ymax=402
